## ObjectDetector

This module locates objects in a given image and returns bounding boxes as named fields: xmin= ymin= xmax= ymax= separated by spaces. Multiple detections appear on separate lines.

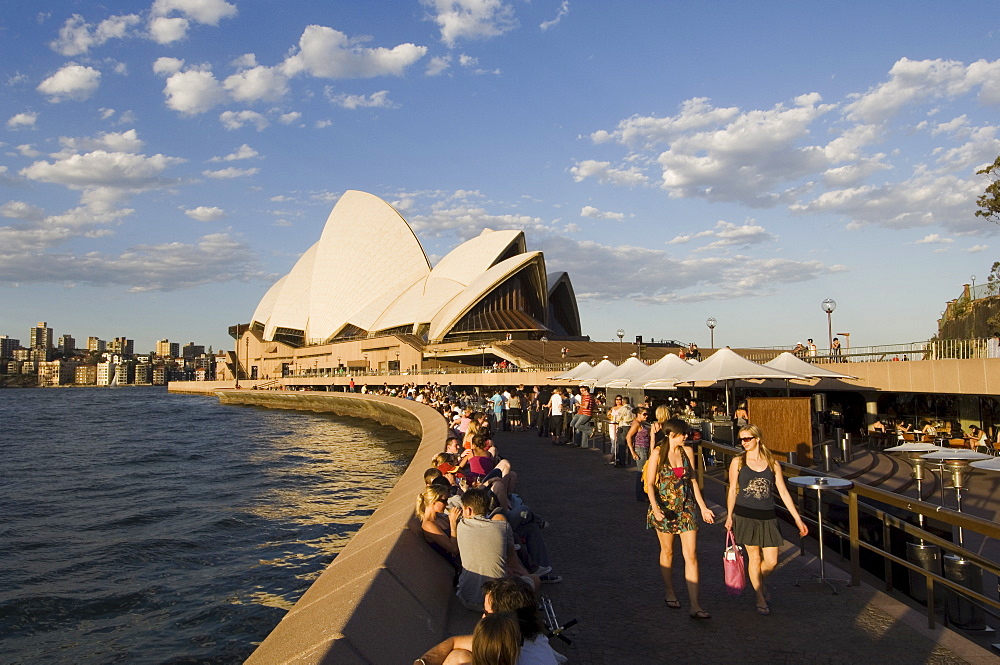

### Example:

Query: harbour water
xmin=0 ymin=387 xmax=418 ymax=664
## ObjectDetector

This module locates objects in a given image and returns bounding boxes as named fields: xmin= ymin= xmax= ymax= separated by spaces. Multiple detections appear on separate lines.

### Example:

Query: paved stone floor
xmin=441 ymin=428 xmax=995 ymax=665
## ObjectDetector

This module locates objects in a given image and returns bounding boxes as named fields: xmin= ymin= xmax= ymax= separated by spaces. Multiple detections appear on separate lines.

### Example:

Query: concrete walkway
xmin=441 ymin=429 xmax=995 ymax=665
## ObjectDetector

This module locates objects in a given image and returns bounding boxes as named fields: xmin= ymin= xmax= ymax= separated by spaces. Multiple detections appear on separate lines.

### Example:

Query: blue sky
xmin=2 ymin=1 xmax=1000 ymax=353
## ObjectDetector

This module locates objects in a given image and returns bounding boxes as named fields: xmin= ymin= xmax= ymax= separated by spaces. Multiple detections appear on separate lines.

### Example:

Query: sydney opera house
xmin=226 ymin=190 xmax=583 ymax=380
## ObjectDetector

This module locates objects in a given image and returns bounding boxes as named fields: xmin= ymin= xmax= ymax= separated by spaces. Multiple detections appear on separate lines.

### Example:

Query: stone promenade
xmin=441 ymin=428 xmax=995 ymax=665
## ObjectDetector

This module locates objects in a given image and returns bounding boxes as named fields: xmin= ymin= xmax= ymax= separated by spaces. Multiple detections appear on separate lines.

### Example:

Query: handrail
xmin=695 ymin=438 xmax=1000 ymax=631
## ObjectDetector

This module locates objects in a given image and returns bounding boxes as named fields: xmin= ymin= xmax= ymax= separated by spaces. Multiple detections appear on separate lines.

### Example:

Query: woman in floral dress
xmin=645 ymin=418 xmax=715 ymax=619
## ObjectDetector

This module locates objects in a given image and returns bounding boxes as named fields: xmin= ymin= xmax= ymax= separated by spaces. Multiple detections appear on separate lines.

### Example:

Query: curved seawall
xmin=217 ymin=391 xmax=451 ymax=664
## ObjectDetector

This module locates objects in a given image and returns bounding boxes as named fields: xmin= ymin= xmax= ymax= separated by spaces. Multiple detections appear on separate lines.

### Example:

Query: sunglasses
xmin=739 ymin=436 xmax=756 ymax=443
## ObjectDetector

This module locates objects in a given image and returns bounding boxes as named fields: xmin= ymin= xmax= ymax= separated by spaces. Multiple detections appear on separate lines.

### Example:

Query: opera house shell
xmin=249 ymin=190 xmax=581 ymax=346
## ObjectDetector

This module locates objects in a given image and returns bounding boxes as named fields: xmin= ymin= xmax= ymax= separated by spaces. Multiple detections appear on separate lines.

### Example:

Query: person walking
xmin=645 ymin=418 xmax=715 ymax=619
xmin=724 ymin=424 xmax=808 ymax=615
xmin=626 ymin=407 xmax=651 ymax=493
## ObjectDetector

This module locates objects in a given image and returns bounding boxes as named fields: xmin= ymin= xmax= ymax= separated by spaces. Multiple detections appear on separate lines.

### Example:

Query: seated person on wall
xmin=415 ymin=484 xmax=461 ymax=570
xmin=455 ymin=488 xmax=539 ymax=611
xmin=413 ymin=577 xmax=565 ymax=665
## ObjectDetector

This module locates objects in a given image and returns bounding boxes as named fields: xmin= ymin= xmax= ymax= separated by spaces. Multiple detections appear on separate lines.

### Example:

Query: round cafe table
xmin=788 ymin=475 xmax=854 ymax=593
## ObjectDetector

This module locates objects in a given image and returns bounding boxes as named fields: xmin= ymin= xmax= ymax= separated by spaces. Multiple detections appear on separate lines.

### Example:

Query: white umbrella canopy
xmin=625 ymin=353 xmax=696 ymax=390
xmin=573 ymin=359 xmax=617 ymax=383
xmin=679 ymin=348 xmax=806 ymax=383
xmin=551 ymin=361 xmax=592 ymax=381
xmin=763 ymin=352 xmax=857 ymax=379
xmin=675 ymin=347 xmax=807 ymax=414
xmin=594 ymin=357 xmax=649 ymax=388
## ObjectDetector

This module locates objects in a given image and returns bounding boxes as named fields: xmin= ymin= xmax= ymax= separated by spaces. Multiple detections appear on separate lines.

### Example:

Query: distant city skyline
xmin=3 ymin=2 xmax=1000 ymax=351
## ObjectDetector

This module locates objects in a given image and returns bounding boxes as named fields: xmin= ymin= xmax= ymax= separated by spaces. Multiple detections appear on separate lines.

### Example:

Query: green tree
xmin=976 ymin=156 xmax=1000 ymax=223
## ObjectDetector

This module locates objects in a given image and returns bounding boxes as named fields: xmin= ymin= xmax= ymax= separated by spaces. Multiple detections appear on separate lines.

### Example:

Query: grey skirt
xmin=732 ymin=514 xmax=783 ymax=549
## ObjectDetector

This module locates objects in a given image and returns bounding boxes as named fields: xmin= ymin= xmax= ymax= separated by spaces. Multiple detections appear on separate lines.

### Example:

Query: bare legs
xmin=745 ymin=544 xmax=778 ymax=608
xmin=655 ymin=529 xmax=705 ymax=614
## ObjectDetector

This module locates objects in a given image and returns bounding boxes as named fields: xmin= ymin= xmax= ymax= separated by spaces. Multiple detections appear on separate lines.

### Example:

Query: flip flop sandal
xmin=664 ymin=599 xmax=681 ymax=609
xmin=689 ymin=610 xmax=711 ymax=620
xmin=756 ymin=606 xmax=771 ymax=616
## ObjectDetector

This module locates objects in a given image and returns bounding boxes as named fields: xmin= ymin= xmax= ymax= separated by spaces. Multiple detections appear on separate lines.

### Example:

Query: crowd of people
xmin=379 ymin=381 xmax=811 ymax=661
xmin=412 ymin=393 xmax=566 ymax=665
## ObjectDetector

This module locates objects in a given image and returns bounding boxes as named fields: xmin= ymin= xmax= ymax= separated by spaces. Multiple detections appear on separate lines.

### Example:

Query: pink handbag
xmin=723 ymin=529 xmax=746 ymax=596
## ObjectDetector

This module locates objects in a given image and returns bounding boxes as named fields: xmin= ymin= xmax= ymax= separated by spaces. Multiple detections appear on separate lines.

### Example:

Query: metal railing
xmin=695 ymin=439 xmax=1000 ymax=631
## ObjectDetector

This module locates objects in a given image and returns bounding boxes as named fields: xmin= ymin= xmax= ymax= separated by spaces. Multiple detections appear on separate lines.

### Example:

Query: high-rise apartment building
xmin=58 ymin=334 xmax=76 ymax=354
xmin=88 ymin=337 xmax=106 ymax=353
xmin=156 ymin=339 xmax=180 ymax=358
xmin=182 ymin=343 xmax=205 ymax=359
xmin=107 ymin=337 xmax=134 ymax=357
xmin=0 ymin=335 xmax=20 ymax=359
xmin=30 ymin=322 xmax=53 ymax=350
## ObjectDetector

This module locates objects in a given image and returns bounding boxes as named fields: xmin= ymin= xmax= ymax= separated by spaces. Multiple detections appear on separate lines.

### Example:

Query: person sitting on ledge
xmin=455 ymin=488 xmax=539 ymax=611
xmin=413 ymin=577 xmax=565 ymax=665
xmin=415 ymin=484 xmax=462 ymax=572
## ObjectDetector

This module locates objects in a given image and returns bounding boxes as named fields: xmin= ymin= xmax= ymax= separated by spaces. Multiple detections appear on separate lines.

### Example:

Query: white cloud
xmin=202 ymin=166 xmax=259 ymax=178
xmin=184 ymin=205 xmax=225 ymax=221
xmin=148 ymin=16 xmax=189 ymax=44
xmin=16 ymin=144 xmax=42 ymax=158
xmin=153 ymin=57 xmax=185 ymax=76
xmin=50 ymin=13 xmax=140 ymax=56
xmin=21 ymin=150 xmax=184 ymax=194
xmin=656 ymin=97 xmax=835 ymax=206
xmin=580 ymin=205 xmax=625 ymax=221
xmin=223 ymin=65 xmax=289 ymax=103
xmin=37 ymin=64 xmax=102 ymax=102
xmin=158 ymin=66 xmax=226 ymax=115
xmin=569 ymin=159 xmax=648 ymax=186
xmin=278 ymin=111 xmax=301 ymax=124
xmin=327 ymin=89 xmax=396 ymax=110
xmin=968 ymin=245 xmax=989 ymax=252
xmin=150 ymin=0 xmax=238 ymax=26
xmin=422 ymin=0 xmax=518 ymax=46
xmin=915 ymin=233 xmax=954 ymax=245
xmin=845 ymin=58 xmax=1000 ymax=123
xmin=426 ymin=56 xmax=451 ymax=76
xmin=540 ymin=0 xmax=569 ymax=30
xmin=219 ymin=110 xmax=269 ymax=131
xmin=281 ymin=25 xmax=427 ymax=79
xmin=791 ymin=171 xmax=983 ymax=233
xmin=7 ymin=112 xmax=38 ymax=129
xmin=0 ymin=226 xmax=264 ymax=291
xmin=0 ymin=200 xmax=46 ymax=222
xmin=459 ymin=54 xmax=478 ymax=67
xmin=56 ymin=129 xmax=144 ymax=155
xmin=210 ymin=144 xmax=258 ymax=161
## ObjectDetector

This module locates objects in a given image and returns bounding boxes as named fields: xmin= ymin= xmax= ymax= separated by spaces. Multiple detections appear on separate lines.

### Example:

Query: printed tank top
xmin=736 ymin=463 xmax=775 ymax=511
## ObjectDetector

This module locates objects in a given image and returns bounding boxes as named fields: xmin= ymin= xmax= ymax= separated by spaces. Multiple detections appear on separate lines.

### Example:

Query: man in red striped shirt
xmin=571 ymin=385 xmax=595 ymax=449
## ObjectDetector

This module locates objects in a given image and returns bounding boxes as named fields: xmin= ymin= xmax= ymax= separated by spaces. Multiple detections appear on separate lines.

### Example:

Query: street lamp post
xmin=617 ymin=329 xmax=625 ymax=363
xmin=706 ymin=317 xmax=717 ymax=349
xmin=480 ymin=344 xmax=488 ymax=370
xmin=235 ymin=331 xmax=241 ymax=389
xmin=971 ymin=275 xmax=977 ymax=298
xmin=540 ymin=336 xmax=548 ymax=364
xmin=395 ymin=351 xmax=399 ymax=374
xmin=822 ymin=298 xmax=837 ymax=355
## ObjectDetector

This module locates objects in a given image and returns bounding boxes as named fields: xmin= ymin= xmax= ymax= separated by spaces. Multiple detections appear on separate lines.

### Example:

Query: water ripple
xmin=0 ymin=387 xmax=417 ymax=664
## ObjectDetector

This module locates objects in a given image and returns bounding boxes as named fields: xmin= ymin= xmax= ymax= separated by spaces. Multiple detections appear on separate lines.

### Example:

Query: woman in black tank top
xmin=724 ymin=424 xmax=808 ymax=616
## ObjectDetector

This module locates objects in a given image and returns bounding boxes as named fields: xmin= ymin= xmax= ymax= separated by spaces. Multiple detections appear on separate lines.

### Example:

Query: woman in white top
xmin=547 ymin=388 xmax=565 ymax=444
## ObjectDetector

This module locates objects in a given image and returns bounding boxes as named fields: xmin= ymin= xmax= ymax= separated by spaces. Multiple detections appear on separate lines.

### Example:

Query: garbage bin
xmin=943 ymin=554 xmax=986 ymax=630
xmin=906 ymin=542 xmax=941 ymax=606
xmin=822 ymin=442 xmax=835 ymax=472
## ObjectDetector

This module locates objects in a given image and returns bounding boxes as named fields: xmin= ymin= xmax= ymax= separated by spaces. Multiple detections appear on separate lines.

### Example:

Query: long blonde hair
xmin=415 ymin=484 xmax=449 ymax=519
xmin=737 ymin=423 xmax=776 ymax=470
